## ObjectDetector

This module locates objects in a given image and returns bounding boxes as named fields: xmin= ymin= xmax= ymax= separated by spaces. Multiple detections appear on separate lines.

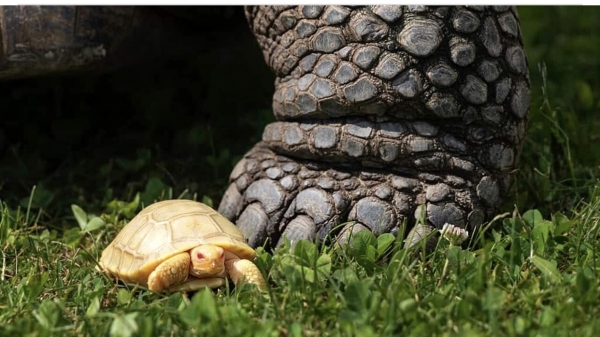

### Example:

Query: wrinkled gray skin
xmin=218 ymin=5 xmax=530 ymax=250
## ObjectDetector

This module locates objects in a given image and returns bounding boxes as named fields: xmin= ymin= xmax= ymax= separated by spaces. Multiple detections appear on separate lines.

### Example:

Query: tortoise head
xmin=189 ymin=245 xmax=226 ymax=278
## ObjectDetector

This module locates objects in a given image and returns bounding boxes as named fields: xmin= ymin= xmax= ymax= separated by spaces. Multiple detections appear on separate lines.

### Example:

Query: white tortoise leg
xmin=224 ymin=251 xmax=266 ymax=291
xmin=147 ymin=252 xmax=190 ymax=293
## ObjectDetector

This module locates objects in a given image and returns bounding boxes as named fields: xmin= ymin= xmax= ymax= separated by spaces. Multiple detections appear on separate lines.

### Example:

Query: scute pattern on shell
xmin=100 ymin=200 xmax=255 ymax=285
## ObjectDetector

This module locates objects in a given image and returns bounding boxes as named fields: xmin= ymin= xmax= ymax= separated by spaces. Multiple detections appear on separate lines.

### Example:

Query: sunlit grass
xmin=1 ymin=6 xmax=600 ymax=337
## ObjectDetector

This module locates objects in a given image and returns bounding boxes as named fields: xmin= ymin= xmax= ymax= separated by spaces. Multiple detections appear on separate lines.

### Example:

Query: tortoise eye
xmin=196 ymin=252 xmax=205 ymax=261
xmin=220 ymin=251 xmax=225 ymax=259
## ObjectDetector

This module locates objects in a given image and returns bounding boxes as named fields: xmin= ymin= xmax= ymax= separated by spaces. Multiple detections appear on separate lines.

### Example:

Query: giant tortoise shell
xmin=99 ymin=199 xmax=265 ymax=292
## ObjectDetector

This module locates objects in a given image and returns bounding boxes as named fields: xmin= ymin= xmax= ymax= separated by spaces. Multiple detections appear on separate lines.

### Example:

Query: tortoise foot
xmin=218 ymin=143 xmax=494 ymax=250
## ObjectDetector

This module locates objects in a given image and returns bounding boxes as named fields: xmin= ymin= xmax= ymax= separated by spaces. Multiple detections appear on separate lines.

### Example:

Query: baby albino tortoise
xmin=99 ymin=199 xmax=266 ymax=292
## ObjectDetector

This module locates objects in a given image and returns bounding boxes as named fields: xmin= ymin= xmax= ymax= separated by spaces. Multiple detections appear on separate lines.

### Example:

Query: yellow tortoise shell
xmin=99 ymin=199 xmax=255 ymax=286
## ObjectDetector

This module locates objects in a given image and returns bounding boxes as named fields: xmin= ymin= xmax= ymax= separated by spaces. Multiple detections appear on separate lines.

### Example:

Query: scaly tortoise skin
xmin=0 ymin=6 xmax=530 ymax=251
xmin=218 ymin=6 xmax=529 ymax=249
xmin=99 ymin=199 xmax=266 ymax=292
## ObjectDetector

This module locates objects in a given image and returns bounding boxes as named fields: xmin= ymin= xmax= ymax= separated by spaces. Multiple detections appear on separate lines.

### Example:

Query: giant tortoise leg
xmin=219 ymin=6 xmax=530 ymax=250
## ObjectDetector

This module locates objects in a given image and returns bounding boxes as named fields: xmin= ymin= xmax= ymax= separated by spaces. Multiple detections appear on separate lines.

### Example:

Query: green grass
xmin=2 ymin=6 xmax=600 ymax=337
xmin=2 ymin=191 xmax=600 ymax=336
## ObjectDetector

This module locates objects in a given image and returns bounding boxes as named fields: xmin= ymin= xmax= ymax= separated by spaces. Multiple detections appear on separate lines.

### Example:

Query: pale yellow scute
xmin=99 ymin=199 xmax=255 ymax=285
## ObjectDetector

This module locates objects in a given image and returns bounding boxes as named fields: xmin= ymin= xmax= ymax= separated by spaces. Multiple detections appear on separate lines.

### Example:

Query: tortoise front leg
xmin=147 ymin=252 xmax=190 ymax=292
xmin=224 ymin=252 xmax=266 ymax=291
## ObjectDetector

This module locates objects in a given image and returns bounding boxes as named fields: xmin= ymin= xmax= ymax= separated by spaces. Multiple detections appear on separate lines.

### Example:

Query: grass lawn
xmin=1 ymin=6 xmax=600 ymax=337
